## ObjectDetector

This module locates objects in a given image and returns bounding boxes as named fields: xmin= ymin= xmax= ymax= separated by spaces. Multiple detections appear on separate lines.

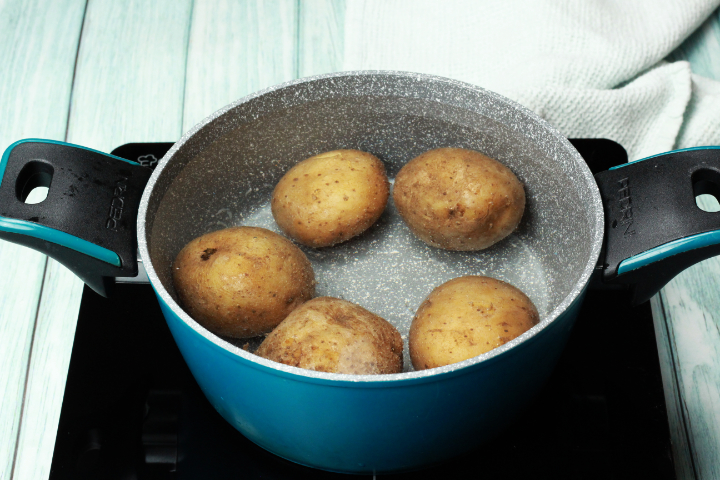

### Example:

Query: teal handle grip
xmin=0 ymin=215 xmax=121 ymax=266
xmin=617 ymin=230 xmax=720 ymax=275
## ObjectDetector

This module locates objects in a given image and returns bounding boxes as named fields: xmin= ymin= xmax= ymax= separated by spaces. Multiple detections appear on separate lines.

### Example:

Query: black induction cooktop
xmin=48 ymin=141 xmax=675 ymax=480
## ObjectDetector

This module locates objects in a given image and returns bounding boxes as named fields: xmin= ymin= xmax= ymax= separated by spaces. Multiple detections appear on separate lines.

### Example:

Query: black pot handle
xmin=594 ymin=146 xmax=720 ymax=305
xmin=0 ymin=139 xmax=153 ymax=296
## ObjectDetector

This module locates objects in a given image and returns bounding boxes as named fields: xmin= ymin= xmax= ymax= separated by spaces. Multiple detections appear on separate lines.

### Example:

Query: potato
xmin=172 ymin=226 xmax=315 ymax=339
xmin=409 ymin=276 xmax=539 ymax=370
xmin=271 ymin=149 xmax=390 ymax=247
xmin=393 ymin=147 xmax=525 ymax=251
xmin=256 ymin=297 xmax=403 ymax=375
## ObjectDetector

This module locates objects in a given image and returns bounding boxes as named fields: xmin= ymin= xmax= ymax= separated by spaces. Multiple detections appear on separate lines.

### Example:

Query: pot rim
xmin=137 ymin=70 xmax=605 ymax=383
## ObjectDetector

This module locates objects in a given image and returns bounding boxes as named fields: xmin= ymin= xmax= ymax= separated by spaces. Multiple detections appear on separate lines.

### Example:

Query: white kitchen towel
xmin=342 ymin=0 xmax=720 ymax=161
xmin=678 ymin=73 xmax=720 ymax=148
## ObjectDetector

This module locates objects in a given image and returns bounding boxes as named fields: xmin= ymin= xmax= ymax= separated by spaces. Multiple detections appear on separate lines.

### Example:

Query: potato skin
xmin=409 ymin=276 xmax=539 ymax=370
xmin=256 ymin=297 xmax=403 ymax=375
xmin=393 ymin=148 xmax=525 ymax=251
xmin=172 ymin=226 xmax=315 ymax=339
xmin=271 ymin=149 xmax=390 ymax=247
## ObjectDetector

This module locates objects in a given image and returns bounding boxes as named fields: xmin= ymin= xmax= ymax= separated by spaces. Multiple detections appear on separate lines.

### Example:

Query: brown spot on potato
xmin=200 ymin=248 xmax=217 ymax=260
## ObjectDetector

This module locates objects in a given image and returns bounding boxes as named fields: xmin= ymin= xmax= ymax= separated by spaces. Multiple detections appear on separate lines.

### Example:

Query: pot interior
xmin=140 ymin=72 xmax=603 ymax=373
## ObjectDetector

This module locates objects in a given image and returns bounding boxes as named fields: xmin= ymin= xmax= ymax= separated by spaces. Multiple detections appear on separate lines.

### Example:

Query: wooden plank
xmin=655 ymin=274 xmax=720 ymax=480
xmin=9 ymin=261 xmax=85 ymax=480
xmin=0 ymin=1 xmax=86 ymax=479
xmin=182 ymin=0 xmax=299 ymax=132
xmin=298 ymin=0 xmax=346 ymax=78
xmin=10 ymin=1 xmax=193 ymax=479
xmin=650 ymin=297 xmax=697 ymax=480
xmin=65 ymin=0 xmax=192 ymax=151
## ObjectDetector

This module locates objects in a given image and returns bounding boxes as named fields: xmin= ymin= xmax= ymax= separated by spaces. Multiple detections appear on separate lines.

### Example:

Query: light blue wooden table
xmin=1 ymin=2 xmax=719 ymax=479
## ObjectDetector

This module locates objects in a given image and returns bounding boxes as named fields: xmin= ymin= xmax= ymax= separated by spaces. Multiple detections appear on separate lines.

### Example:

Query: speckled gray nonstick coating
xmin=137 ymin=71 xmax=604 ymax=381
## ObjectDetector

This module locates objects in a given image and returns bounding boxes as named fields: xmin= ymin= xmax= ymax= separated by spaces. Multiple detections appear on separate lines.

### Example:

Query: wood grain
xmin=298 ymin=0 xmax=346 ymax=77
xmin=66 ymin=0 xmax=193 ymax=151
xmin=0 ymin=1 xmax=86 ymax=479
xmin=10 ymin=1 xmax=193 ymax=479
xmin=182 ymin=0 xmax=299 ymax=132
xmin=651 ymin=296 xmax=697 ymax=480
xmin=654 ymin=276 xmax=720 ymax=480
xmin=10 ymin=261 xmax=84 ymax=480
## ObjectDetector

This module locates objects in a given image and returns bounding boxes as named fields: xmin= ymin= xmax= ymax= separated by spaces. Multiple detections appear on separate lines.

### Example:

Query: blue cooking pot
xmin=2 ymin=71 xmax=719 ymax=473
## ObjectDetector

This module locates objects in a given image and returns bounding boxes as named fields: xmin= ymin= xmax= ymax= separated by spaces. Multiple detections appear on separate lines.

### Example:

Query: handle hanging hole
xmin=692 ymin=169 xmax=720 ymax=213
xmin=16 ymin=160 xmax=53 ymax=204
